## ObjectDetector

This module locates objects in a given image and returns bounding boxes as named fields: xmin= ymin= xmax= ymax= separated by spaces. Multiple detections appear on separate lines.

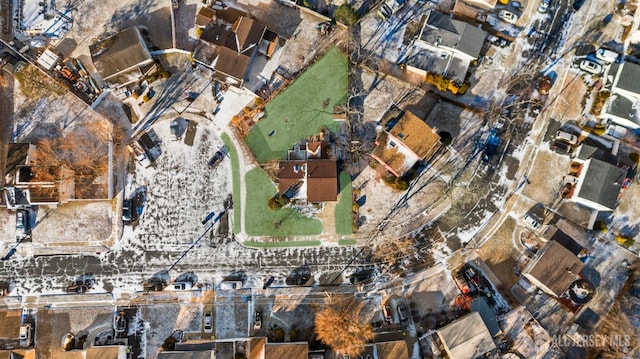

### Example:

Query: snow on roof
xmin=437 ymin=312 xmax=496 ymax=359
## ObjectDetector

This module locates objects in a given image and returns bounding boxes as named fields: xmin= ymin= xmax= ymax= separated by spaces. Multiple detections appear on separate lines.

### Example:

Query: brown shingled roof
xmin=307 ymin=160 xmax=337 ymax=202
xmin=389 ymin=111 xmax=441 ymax=158
xmin=524 ymin=240 xmax=584 ymax=297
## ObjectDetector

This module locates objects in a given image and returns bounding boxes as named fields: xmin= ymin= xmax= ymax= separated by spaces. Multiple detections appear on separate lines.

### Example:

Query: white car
xmin=595 ymin=48 xmax=617 ymax=63
xmin=203 ymin=313 xmax=213 ymax=333
xmin=523 ymin=214 xmax=541 ymax=231
xmin=498 ymin=10 xmax=518 ymax=24
xmin=19 ymin=324 xmax=31 ymax=347
xmin=579 ymin=59 xmax=603 ymax=75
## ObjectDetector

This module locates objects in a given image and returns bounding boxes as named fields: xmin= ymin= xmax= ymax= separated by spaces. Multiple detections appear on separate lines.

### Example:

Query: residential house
xmin=90 ymin=27 xmax=154 ymax=87
xmin=0 ymin=51 xmax=27 ymax=74
xmin=372 ymin=110 xmax=442 ymax=177
xmin=569 ymin=157 xmax=627 ymax=212
xmin=194 ymin=16 xmax=279 ymax=87
xmin=601 ymin=61 xmax=640 ymax=129
xmin=402 ymin=10 xmax=486 ymax=84
xmin=158 ymin=351 xmax=215 ymax=359
xmin=195 ymin=7 xmax=216 ymax=29
xmin=278 ymin=159 xmax=338 ymax=202
xmin=3 ymin=143 xmax=74 ymax=207
xmin=436 ymin=311 xmax=496 ymax=359
xmin=162 ymin=338 xmax=306 ymax=359
xmin=265 ymin=342 xmax=308 ymax=359
xmin=0 ymin=350 xmax=35 ymax=359
xmin=522 ymin=240 xmax=584 ymax=297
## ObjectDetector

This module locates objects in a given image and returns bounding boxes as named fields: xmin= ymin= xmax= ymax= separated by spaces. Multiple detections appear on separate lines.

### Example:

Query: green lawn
xmin=243 ymin=240 xmax=322 ymax=248
xmin=335 ymin=171 xmax=353 ymax=235
xmin=221 ymin=133 xmax=241 ymax=234
xmin=245 ymin=47 xmax=348 ymax=163
xmin=244 ymin=168 xmax=322 ymax=236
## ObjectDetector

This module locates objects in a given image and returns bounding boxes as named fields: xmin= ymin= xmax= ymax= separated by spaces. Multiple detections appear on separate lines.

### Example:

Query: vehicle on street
xmin=382 ymin=304 xmax=393 ymax=324
xmin=19 ymin=324 xmax=31 ymax=347
xmin=573 ymin=0 xmax=585 ymax=10
xmin=208 ymin=146 xmax=228 ymax=169
xmin=16 ymin=209 xmax=30 ymax=240
xmin=579 ymin=59 xmax=603 ymax=75
xmin=523 ymin=214 xmax=541 ymax=231
xmin=220 ymin=281 xmax=242 ymax=290
xmin=204 ymin=313 xmax=213 ymax=333
xmin=498 ymin=10 xmax=518 ymax=24
xmin=172 ymin=282 xmax=193 ymax=290
xmin=114 ymin=312 xmax=127 ymax=337
xmin=556 ymin=130 xmax=578 ymax=145
xmin=122 ymin=199 xmax=132 ymax=224
xmin=254 ymin=310 xmax=262 ymax=331
xmin=397 ymin=304 xmax=409 ymax=322
xmin=538 ymin=0 xmax=549 ymax=12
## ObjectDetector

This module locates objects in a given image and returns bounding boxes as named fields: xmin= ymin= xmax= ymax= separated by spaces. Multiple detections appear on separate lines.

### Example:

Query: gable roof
xmin=232 ymin=17 xmax=266 ymax=54
xmin=0 ymin=310 xmax=22 ymax=339
xmin=264 ymin=342 xmax=308 ymax=359
xmin=523 ymin=240 xmax=584 ymax=297
xmin=196 ymin=7 xmax=216 ymax=27
xmin=420 ymin=11 xmax=486 ymax=58
xmin=157 ymin=352 xmax=214 ymax=359
xmin=551 ymin=230 xmax=584 ymax=256
xmin=214 ymin=46 xmax=251 ymax=85
xmin=576 ymin=158 xmax=626 ymax=210
xmin=376 ymin=340 xmax=409 ymax=359
xmin=306 ymin=159 xmax=338 ymax=202
xmin=437 ymin=312 xmax=496 ymax=359
xmin=613 ymin=61 xmax=640 ymax=96
xmin=85 ymin=346 xmax=127 ymax=359
xmin=90 ymin=27 xmax=153 ymax=81
xmin=389 ymin=111 xmax=441 ymax=158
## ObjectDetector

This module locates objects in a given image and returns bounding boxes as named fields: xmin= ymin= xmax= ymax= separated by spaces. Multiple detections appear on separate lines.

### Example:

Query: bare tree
xmin=314 ymin=295 xmax=374 ymax=357
xmin=592 ymin=297 xmax=640 ymax=358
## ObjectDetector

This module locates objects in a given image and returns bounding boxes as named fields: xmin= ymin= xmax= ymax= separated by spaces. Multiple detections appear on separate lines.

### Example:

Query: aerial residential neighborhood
xmin=0 ymin=0 xmax=639 ymax=357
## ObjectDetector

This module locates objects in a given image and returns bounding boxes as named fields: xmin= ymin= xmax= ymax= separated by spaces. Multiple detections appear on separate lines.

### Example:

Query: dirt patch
xmin=521 ymin=148 xmax=570 ymax=205
xmin=551 ymin=71 xmax=589 ymax=120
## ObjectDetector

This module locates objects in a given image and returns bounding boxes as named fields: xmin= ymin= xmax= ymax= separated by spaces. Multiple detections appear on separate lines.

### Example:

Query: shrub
xmin=335 ymin=2 xmax=358 ymax=25
xmin=267 ymin=196 xmax=282 ymax=209
xmin=395 ymin=177 xmax=409 ymax=191
xmin=196 ymin=27 xmax=204 ymax=38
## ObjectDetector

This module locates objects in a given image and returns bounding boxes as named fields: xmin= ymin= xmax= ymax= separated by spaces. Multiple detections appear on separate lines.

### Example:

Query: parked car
xmin=397 ymin=304 xmax=409 ymax=322
xmin=19 ymin=324 xmax=31 ymax=347
xmin=486 ymin=35 xmax=509 ymax=48
xmin=122 ymin=199 xmax=132 ymax=224
xmin=572 ymin=0 xmax=585 ymax=10
xmin=204 ymin=313 xmax=213 ymax=333
xmin=498 ymin=10 xmax=518 ymax=24
xmin=551 ymin=139 xmax=573 ymax=155
xmin=114 ymin=312 xmax=127 ymax=337
xmin=382 ymin=304 xmax=393 ymax=324
xmin=523 ymin=214 xmax=541 ymax=231
xmin=538 ymin=0 xmax=549 ymax=13
xmin=595 ymin=48 xmax=618 ymax=63
xmin=16 ymin=209 xmax=30 ymax=240
xmin=220 ymin=281 xmax=242 ymax=290
xmin=579 ymin=59 xmax=603 ymax=74
xmin=254 ymin=310 xmax=262 ymax=331
xmin=556 ymin=130 xmax=578 ymax=145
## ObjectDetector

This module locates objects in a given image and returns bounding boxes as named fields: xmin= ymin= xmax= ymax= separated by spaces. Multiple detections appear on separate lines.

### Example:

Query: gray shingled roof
xmin=420 ymin=11 xmax=486 ymax=58
xmin=578 ymin=158 xmax=626 ymax=210
xmin=615 ymin=61 xmax=640 ymax=95
xmin=90 ymin=27 xmax=152 ymax=81
xmin=605 ymin=94 xmax=640 ymax=126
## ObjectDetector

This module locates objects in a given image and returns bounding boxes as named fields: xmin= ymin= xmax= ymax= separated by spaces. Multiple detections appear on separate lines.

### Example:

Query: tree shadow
xmin=286 ymin=265 xmax=311 ymax=285
xmin=101 ymin=0 xmax=158 ymax=38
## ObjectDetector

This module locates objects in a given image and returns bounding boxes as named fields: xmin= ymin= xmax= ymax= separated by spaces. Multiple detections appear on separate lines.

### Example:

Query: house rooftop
xmin=232 ymin=17 xmax=266 ymax=54
xmin=213 ymin=46 xmax=251 ymax=85
xmin=195 ymin=7 xmax=216 ymax=27
xmin=375 ymin=340 xmax=409 ymax=359
xmin=157 ymin=351 xmax=214 ymax=359
xmin=576 ymin=158 xmax=626 ymax=211
xmin=0 ymin=309 xmax=22 ymax=339
xmin=437 ymin=311 xmax=496 ymax=359
xmin=604 ymin=94 xmax=640 ymax=126
xmin=306 ymin=159 xmax=338 ymax=202
xmin=5 ymin=143 xmax=34 ymax=177
xmin=389 ymin=111 xmax=441 ymax=159
xmin=264 ymin=342 xmax=308 ymax=359
xmin=89 ymin=27 xmax=152 ymax=81
xmin=420 ymin=10 xmax=486 ymax=59
xmin=613 ymin=61 xmax=640 ymax=95
xmin=551 ymin=230 xmax=585 ymax=256
xmin=523 ymin=240 xmax=584 ymax=297
xmin=85 ymin=346 xmax=127 ymax=359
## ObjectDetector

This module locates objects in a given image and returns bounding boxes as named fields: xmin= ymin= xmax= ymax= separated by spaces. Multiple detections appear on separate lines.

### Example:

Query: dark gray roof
xmin=615 ymin=61 xmax=640 ymax=95
xmin=90 ymin=27 xmax=153 ymax=81
xmin=550 ymin=230 xmax=584 ymax=256
xmin=405 ymin=47 xmax=448 ymax=74
xmin=578 ymin=158 xmax=626 ymax=210
xmin=420 ymin=11 xmax=486 ymax=58
xmin=605 ymin=94 xmax=640 ymax=126
xmin=524 ymin=241 xmax=584 ymax=297
xmin=470 ymin=297 xmax=500 ymax=337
